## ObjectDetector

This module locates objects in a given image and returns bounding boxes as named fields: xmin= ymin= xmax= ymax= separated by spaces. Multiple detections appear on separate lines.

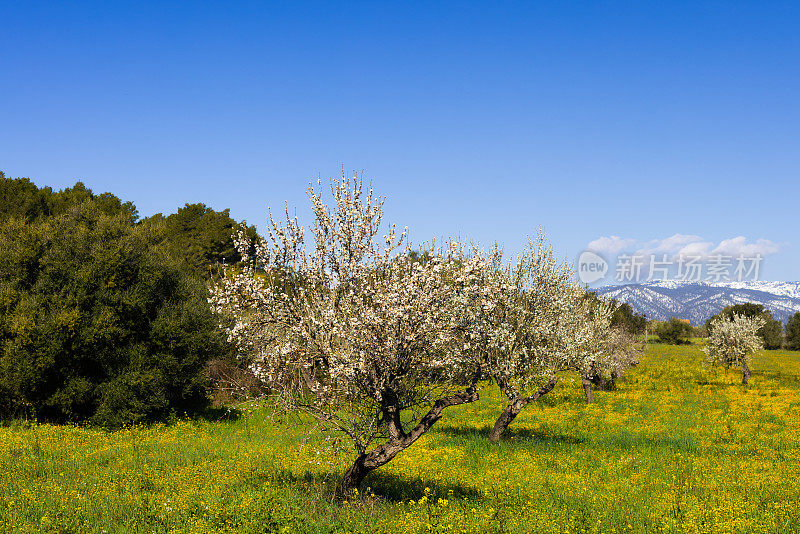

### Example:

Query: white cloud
xmin=710 ymin=236 xmax=780 ymax=258
xmin=587 ymin=235 xmax=636 ymax=255
xmin=587 ymin=234 xmax=781 ymax=259
xmin=676 ymin=241 xmax=714 ymax=257
xmin=636 ymin=233 xmax=705 ymax=255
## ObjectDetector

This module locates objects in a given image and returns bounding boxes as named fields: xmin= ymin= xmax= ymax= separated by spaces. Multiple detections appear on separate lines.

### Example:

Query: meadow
xmin=2 ymin=342 xmax=799 ymax=534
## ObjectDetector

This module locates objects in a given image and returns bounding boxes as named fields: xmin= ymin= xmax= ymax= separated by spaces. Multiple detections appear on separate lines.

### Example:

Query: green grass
xmin=2 ymin=343 xmax=800 ymax=533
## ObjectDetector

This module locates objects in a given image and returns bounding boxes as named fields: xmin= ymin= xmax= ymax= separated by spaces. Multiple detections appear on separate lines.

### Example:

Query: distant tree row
xmin=650 ymin=303 xmax=795 ymax=349
xmin=0 ymin=172 xmax=255 ymax=425
xmin=0 ymin=173 xmax=258 ymax=278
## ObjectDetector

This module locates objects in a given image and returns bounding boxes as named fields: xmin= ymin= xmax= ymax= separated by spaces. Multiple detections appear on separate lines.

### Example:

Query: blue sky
xmin=1 ymin=1 xmax=798 ymax=281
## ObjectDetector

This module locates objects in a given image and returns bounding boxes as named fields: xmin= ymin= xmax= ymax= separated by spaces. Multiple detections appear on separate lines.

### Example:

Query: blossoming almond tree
xmin=562 ymin=297 xmax=640 ymax=404
xmin=475 ymin=238 xmax=643 ymax=440
xmin=705 ymin=313 xmax=765 ymax=385
xmin=590 ymin=325 xmax=641 ymax=391
xmin=209 ymin=174 xmax=487 ymax=499
xmin=467 ymin=235 xmax=584 ymax=442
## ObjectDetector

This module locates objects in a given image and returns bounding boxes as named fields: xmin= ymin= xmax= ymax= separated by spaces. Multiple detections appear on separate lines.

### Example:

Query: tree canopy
xmin=0 ymin=174 xmax=237 ymax=425
xmin=0 ymin=172 xmax=137 ymax=223
xmin=144 ymin=203 xmax=257 ymax=279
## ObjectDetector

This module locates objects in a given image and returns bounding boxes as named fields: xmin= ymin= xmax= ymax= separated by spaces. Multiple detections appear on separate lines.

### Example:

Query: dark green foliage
xmin=0 ymin=172 xmax=51 ymax=222
xmin=760 ymin=319 xmax=784 ymax=350
xmin=610 ymin=301 xmax=647 ymax=335
xmin=144 ymin=203 xmax=257 ymax=279
xmin=0 ymin=176 xmax=231 ymax=425
xmin=0 ymin=173 xmax=137 ymax=223
xmin=706 ymin=303 xmax=784 ymax=350
xmin=786 ymin=312 xmax=800 ymax=351
xmin=655 ymin=318 xmax=693 ymax=345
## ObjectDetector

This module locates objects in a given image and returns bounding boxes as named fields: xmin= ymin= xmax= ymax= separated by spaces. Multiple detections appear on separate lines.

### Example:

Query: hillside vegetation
xmin=2 ymin=342 xmax=799 ymax=533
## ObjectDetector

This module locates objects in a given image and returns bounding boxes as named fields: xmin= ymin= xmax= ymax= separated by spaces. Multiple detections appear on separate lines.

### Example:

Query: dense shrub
xmin=655 ymin=317 xmax=693 ymax=345
xmin=0 ymin=180 xmax=231 ymax=425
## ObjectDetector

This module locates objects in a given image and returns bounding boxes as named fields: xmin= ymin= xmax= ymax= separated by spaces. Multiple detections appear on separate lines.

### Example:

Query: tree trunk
xmin=582 ymin=377 xmax=594 ymax=404
xmin=333 ymin=440 xmax=406 ymax=501
xmin=489 ymin=399 xmax=525 ymax=442
xmin=742 ymin=362 xmax=750 ymax=385
xmin=333 ymin=386 xmax=479 ymax=501
xmin=335 ymin=454 xmax=371 ymax=500
xmin=489 ymin=377 xmax=558 ymax=442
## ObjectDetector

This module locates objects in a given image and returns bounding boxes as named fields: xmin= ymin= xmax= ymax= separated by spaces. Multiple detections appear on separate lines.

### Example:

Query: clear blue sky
xmin=2 ymin=1 xmax=798 ymax=281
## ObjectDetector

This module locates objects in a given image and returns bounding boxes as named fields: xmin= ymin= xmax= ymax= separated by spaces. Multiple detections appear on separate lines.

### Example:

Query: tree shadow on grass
xmin=435 ymin=424 xmax=587 ymax=445
xmin=262 ymin=467 xmax=482 ymax=503
xmin=753 ymin=369 xmax=800 ymax=387
xmin=597 ymin=432 xmax=696 ymax=452
xmin=363 ymin=470 xmax=482 ymax=502
xmin=196 ymin=405 xmax=243 ymax=422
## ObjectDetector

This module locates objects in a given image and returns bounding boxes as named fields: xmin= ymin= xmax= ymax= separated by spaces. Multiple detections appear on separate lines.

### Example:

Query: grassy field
xmin=2 ymin=342 xmax=800 ymax=533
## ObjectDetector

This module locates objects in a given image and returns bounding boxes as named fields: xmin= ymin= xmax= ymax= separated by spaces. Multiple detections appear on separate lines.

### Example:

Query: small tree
xmin=655 ymin=317 xmax=693 ymax=345
xmin=477 ymin=240 xmax=642 ymax=441
xmin=705 ymin=314 xmax=765 ymax=385
xmin=210 ymin=175 xmax=487 ymax=499
xmin=469 ymin=235 xmax=582 ymax=443
xmin=706 ymin=303 xmax=784 ymax=350
xmin=786 ymin=312 xmax=800 ymax=351
xmin=589 ymin=326 xmax=641 ymax=392
xmin=562 ymin=298 xmax=640 ymax=403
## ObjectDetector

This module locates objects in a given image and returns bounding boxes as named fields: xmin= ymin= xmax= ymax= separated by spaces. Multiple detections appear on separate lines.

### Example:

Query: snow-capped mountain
xmin=596 ymin=280 xmax=800 ymax=325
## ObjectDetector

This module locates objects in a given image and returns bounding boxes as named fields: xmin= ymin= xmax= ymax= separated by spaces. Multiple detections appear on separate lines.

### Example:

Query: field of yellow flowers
xmin=2 ymin=342 xmax=799 ymax=533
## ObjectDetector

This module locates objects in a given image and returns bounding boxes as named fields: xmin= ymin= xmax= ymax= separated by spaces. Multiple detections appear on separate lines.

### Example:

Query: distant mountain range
xmin=595 ymin=280 xmax=800 ymax=325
